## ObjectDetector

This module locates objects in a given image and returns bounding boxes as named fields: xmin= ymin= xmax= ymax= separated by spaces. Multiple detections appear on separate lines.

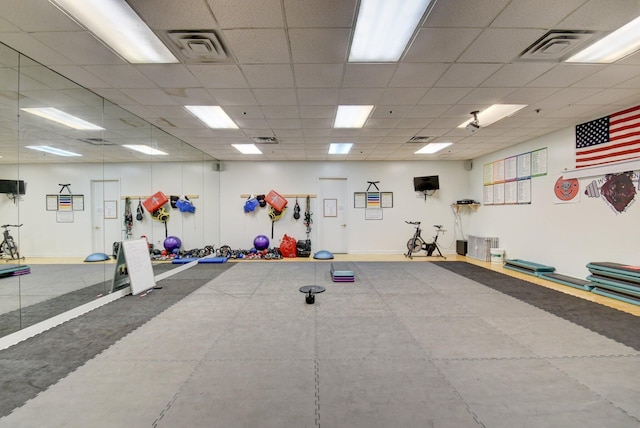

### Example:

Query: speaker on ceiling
xmin=463 ymin=160 xmax=473 ymax=171
xmin=213 ymin=162 xmax=224 ymax=171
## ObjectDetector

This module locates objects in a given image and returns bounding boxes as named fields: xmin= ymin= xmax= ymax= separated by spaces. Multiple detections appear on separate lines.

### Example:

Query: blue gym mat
xmin=538 ymin=272 xmax=594 ymax=291
xmin=504 ymin=259 xmax=555 ymax=276
xmin=171 ymin=257 xmax=228 ymax=264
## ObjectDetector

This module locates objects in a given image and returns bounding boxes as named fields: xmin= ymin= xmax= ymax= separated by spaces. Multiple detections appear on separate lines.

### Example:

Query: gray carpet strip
xmin=438 ymin=262 xmax=640 ymax=351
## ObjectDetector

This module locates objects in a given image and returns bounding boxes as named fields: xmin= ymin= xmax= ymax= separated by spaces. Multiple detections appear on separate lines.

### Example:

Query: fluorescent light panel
xmin=567 ymin=15 xmax=640 ymax=63
xmin=415 ymin=142 xmax=452 ymax=154
xmin=185 ymin=106 xmax=238 ymax=129
xmin=329 ymin=143 xmax=353 ymax=155
xmin=49 ymin=0 xmax=178 ymax=64
xmin=334 ymin=105 xmax=374 ymax=128
xmin=349 ymin=0 xmax=433 ymax=62
xmin=123 ymin=145 xmax=168 ymax=155
xmin=25 ymin=145 xmax=82 ymax=157
xmin=232 ymin=144 xmax=262 ymax=154
xmin=21 ymin=107 xmax=104 ymax=130
xmin=457 ymin=104 xmax=527 ymax=128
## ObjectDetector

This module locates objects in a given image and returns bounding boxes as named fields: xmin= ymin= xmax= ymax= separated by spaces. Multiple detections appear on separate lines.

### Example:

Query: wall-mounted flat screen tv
xmin=0 ymin=179 xmax=26 ymax=195
xmin=413 ymin=175 xmax=439 ymax=192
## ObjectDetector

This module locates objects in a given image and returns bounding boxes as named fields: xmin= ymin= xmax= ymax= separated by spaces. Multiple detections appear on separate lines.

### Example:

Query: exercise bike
xmin=0 ymin=224 xmax=22 ymax=261
xmin=404 ymin=221 xmax=446 ymax=259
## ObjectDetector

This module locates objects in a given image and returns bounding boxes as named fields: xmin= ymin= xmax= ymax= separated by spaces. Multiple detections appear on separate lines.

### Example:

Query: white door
xmin=317 ymin=178 xmax=348 ymax=253
xmin=91 ymin=180 xmax=121 ymax=254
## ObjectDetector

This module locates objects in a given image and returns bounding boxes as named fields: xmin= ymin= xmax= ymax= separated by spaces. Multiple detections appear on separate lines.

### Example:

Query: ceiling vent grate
xmin=407 ymin=136 xmax=434 ymax=143
xmin=252 ymin=137 xmax=279 ymax=144
xmin=77 ymin=138 xmax=113 ymax=145
xmin=164 ymin=30 xmax=230 ymax=63
xmin=518 ymin=30 xmax=599 ymax=62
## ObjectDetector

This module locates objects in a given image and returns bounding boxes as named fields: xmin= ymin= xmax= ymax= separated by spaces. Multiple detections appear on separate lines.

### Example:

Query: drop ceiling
xmin=1 ymin=0 xmax=640 ymax=162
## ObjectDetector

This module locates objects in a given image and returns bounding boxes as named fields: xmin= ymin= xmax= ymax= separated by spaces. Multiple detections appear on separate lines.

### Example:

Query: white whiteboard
xmin=122 ymin=239 xmax=156 ymax=295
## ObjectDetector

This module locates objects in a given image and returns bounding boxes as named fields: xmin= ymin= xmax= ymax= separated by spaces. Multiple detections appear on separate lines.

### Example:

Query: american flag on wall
xmin=575 ymin=105 xmax=640 ymax=168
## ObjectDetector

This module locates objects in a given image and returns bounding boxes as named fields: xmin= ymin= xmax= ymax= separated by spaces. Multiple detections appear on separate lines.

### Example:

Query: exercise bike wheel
xmin=407 ymin=237 xmax=425 ymax=253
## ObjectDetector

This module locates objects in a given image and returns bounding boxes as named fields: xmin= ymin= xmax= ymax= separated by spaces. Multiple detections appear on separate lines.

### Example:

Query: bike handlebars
xmin=405 ymin=221 xmax=421 ymax=225
xmin=1 ymin=224 xmax=22 ymax=228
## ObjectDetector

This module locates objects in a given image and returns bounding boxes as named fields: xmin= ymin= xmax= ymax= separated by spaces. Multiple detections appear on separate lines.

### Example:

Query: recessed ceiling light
xmin=25 ymin=145 xmax=82 ymax=157
xmin=457 ymin=104 xmax=527 ymax=128
xmin=21 ymin=107 xmax=104 ymax=130
xmin=232 ymin=144 xmax=262 ymax=154
xmin=329 ymin=143 xmax=353 ymax=155
xmin=567 ymin=15 xmax=640 ymax=63
xmin=415 ymin=142 xmax=452 ymax=154
xmin=123 ymin=145 xmax=168 ymax=155
xmin=49 ymin=0 xmax=178 ymax=63
xmin=349 ymin=0 xmax=433 ymax=62
xmin=185 ymin=106 xmax=238 ymax=129
xmin=334 ymin=105 xmax=374 ymax=128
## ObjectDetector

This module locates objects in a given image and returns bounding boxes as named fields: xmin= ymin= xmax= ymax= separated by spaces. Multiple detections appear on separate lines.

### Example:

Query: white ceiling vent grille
xmin=407 ymin=136 xmax=434 ymax=143
xmin=252 ymin=137 xmax=279 ymax=144
xmin=518 ymin=30 xmax=599 ymax=62
xmin=165 ymin=30 xmax=229 ymax=63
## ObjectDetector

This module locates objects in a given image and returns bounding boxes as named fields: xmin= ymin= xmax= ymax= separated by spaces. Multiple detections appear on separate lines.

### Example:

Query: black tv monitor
xmin=413 ymin=175 xmax=439 ymax=192
xmin=0 ymin=179 xmax=26 ymax=195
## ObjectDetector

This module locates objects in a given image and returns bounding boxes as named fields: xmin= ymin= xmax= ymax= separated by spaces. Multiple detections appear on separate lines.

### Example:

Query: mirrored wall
xmin=0 ymin=42 xmax=220 ymax=338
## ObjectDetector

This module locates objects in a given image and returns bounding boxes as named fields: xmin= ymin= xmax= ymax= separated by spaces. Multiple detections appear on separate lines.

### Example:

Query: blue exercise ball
xmin=164 ymin=236 xmax=182 ymax=252
xmin=253 ymin=234 xmax=270 ymax=251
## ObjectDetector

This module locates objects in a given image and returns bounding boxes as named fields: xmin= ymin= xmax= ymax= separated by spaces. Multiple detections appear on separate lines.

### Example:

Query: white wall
xmin=468 ymin=127 xmax=640 ymax=278
xmin=218 ymin=161 xmax=469 ymax=254
xmin=0 ymin=161 xmax=220 ymax=257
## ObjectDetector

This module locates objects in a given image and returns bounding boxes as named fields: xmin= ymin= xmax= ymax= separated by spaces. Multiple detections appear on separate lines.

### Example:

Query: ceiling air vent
xmin=518 ymin=30 xmax=598 ymax=62
xmin=252 ymin=137 xmax=279 ymax=144
xmin=165 ymin=30 xmax=229 ymax=63
xmin=407 ymin=136 xmax=434 ymax=143
xmin=77 ymin=138 xmax=113 ymax=145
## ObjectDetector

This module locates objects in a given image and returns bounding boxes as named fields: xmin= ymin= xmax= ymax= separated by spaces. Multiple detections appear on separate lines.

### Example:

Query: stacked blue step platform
xmin=331 ymin=263 xmax=354 ymax=282
xmin=587 ymin=262 xmax=640 ymax=306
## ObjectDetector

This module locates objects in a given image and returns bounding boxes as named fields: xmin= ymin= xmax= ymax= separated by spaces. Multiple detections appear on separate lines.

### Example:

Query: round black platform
xmin=299 ymin=285 xmax=325 ymax=304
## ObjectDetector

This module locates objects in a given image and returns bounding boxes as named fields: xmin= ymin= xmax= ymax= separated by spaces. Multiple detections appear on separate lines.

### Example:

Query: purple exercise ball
xmin=164 ymin=236 xmax=182 ymax=252
xmin=253 ymin=234 xmax=269 ymax=251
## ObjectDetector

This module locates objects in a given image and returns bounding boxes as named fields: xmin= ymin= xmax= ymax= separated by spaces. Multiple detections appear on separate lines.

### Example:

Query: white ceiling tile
xmin=299 ymin=106 xmax=335 ymax=118
xmin=500 ymin=87 xmax=561 ymax=105
xmin=379 ymin=88 xmax=427 ymax=105
xmin=129 ymin=0 xmax=218 ymax=29
xmin=289 ymin=29 xmax=350 ymax=63
xmin=293 ymin=63 xmax=344 ymax=88
xmin=342 ymin=64 xmax=396 ymax=88
xmin=208 ymin=88 xmax=258 ymax=105
xmin=136 ymin=64 xmax=202 ymax=87
xmin=458 ymin=87 xmax=516 ymax=105
xmin=418 ymin=88 xmax=472 ymax=104
xmin=573 ymin=65 xmax=640 ymax=88
xmin=207 ymin=0 xmax=284 ymax=28
xmin=481 ymin=63 xmax=556 ymax=87
xmin=491 ymin=0 xmax=588 ymax=28
xmin=223 ymin=29 xmax=289 ymax=63
xmin=434 ymin=64 xmax=502 ymax=87
xmin=83 ymin=65 xmax=157 ymax=88
xmin=297 ymin=88 xmax=339 ymax=105
xmin=388 ymin=63 xmax=448 ymax=88
xmin=121 ymin=89 xmax=178 ymax=105
xmin=284 ymin=0 xmax=357 ymax=27
xmin=48 ymin=66 xmax=110 ymax=89
xmin=557 ymin=0 xmax=640 ymax=31
xmin=252 ymin=88 xmax=297 ymax=105
xmin=458 ymin=29 xmax=547 ymax=63
xmin=188 ymin=64 xmax=248 ymax=88
xmin=338 ymin=88 xmax=384 ymax=105
xmin=527 ymin=64 xmax=602 ymax=87
xmin=535 ymin=87 xmax=602 ymax=109
xmin=166 ymin=88 xmax=218 ymax=105
xmin=261 ymin=106 xmax=299 ymax=119
xmin=426 ymin=0 xmax=512 ymax=27
xmin=0 ymin=32 xmax=73 ymax=65
xmin=241 ymin=64 xmax=294 ymax=88
xmin=404 ymin=28 xmax=482 ymax=63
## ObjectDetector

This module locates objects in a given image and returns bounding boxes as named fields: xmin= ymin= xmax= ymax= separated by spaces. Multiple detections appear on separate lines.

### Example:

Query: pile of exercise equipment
xmin=502 ymin=257 xmax=640 ymax=306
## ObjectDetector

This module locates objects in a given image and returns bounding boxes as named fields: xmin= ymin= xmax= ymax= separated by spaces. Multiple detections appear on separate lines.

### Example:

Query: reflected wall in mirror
xmin=0 ymin=42 xmax=220 ymax=339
